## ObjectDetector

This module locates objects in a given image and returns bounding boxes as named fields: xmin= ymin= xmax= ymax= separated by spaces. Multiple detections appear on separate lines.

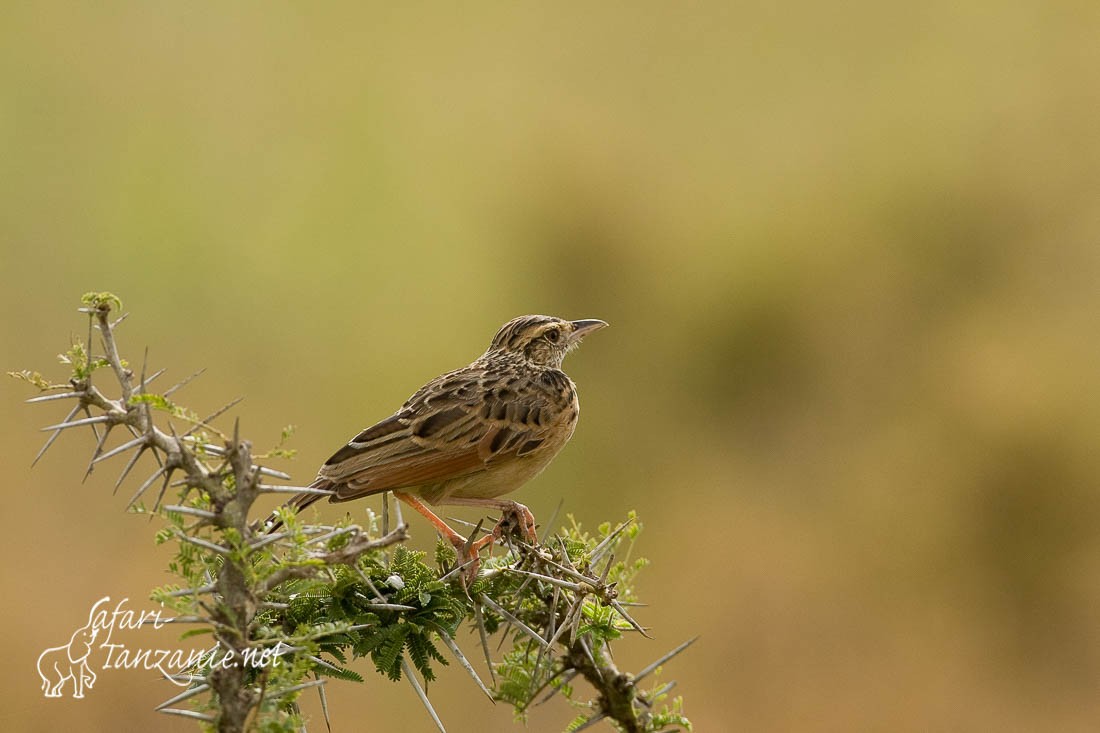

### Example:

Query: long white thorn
xmin=401 ymin=658 xmax=446 ymax=733
xmin=163 ymin=368 xmax=206 ymax=397
xmin=40 ymin=414 xmax=110 ymax=432
xmin=114 ymin=444 xmax=150 ymax=494
xmin=82 ymin=424 xmax=115 ymax=482
xmin=31 ymin=404 xmax=81 ymax=466
xmin=636 ymin=636 xmax=698 ymax=682
xmin=25 ymin=391 xmax=84 ymax=404
xmin=155 ymin=683 xmax=210 ymax=710
xmin=126 ymin=465 xmax=166 ymax=509
xmin=479 ymin=595 xmax=549 ymax=650
xmin=436 ymin=628 xmax=495 ymax=702
xmin=157 ymin=708 xmax=215 ymax=722
xmin=94 ymin=435 xmax=147 ymax=464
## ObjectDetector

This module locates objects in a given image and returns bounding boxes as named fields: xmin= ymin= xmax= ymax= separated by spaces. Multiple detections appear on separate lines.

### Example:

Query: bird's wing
xmin=317 ymin=369 xmax=565 ymax=502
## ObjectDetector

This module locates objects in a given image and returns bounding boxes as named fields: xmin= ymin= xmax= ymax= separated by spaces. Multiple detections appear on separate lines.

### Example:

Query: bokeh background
xmin=3 ymin=3 xmax=1100 ymax=731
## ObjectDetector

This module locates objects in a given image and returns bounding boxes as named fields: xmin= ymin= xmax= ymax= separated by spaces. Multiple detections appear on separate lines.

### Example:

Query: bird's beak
xmin=570 ymin=319 xmax=608 ymax=340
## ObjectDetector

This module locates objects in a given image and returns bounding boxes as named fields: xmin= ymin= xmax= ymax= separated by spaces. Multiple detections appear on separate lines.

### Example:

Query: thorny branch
xmin=15 ymin=293 xmax=692 ymax=733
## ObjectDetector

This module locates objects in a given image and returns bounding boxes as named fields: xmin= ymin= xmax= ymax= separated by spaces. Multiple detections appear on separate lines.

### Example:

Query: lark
xmin=267 ymin=315 xmax=607 ymax=573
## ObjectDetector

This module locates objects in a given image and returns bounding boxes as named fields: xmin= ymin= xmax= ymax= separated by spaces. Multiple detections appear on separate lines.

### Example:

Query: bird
xmin=264 ymin=315 xmax=607 ymax=576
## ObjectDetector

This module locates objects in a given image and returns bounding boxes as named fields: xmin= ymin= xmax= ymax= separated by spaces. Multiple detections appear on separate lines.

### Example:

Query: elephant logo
xmin=37 ymin=598 xmax=107 ymax=698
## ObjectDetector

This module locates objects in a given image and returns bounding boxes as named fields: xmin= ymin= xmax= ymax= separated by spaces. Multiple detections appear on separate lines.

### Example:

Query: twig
xmin=93 ymin=306 xmax=133 ymax=402
xmin=256 ymin=525 xmax=409 ymax=595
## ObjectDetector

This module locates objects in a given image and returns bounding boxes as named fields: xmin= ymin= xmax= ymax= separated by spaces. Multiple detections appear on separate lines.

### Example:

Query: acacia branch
xmin=256 ymin=524 xmax=409 ymax=595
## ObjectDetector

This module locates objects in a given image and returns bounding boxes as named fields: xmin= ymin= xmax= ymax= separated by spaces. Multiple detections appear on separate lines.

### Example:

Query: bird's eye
xmin=545 ymin=328 xmax=560 ymax=343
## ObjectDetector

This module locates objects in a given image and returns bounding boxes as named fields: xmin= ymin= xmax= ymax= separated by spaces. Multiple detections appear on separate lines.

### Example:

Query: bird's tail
xmin=257 ymin=477 xmax=332 ymax=533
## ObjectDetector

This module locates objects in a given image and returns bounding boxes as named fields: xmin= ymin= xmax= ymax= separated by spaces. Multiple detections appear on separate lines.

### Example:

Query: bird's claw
xmin=490 ymin=502 xmax=538 ymax=545
xmin=447 ymin=535 xmax=485 ymax=586
xmin=444 ymin=503 xmax=539 ymax=586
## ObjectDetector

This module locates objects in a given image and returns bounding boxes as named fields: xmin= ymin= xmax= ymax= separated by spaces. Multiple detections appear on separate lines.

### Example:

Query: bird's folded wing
xmin=317 ymin=383 xmax=561 ymax=502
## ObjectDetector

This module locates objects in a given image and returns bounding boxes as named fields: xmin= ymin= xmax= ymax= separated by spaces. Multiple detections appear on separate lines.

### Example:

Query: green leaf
xmin=6 ymin=370 xmax=62 ymax=390
xmin=81 ymin=291 xmax=123 ymax=312
xmin=180 ymin=627 xmax=214 ymax=640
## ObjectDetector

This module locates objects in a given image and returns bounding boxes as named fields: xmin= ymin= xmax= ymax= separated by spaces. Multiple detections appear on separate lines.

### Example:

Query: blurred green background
xmin=3 ymin=3 xmax=1100 ymax=731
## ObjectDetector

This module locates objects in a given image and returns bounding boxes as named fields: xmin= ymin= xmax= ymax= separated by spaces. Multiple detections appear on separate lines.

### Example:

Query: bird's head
xmin=487 ymin=315 xmax=608 ymax=368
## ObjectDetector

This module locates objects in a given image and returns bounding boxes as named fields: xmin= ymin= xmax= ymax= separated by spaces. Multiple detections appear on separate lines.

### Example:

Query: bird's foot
xmin=489 ymin=501 xmax=538 ymax=546
xmin=447 ymin=534 xmax=484 ymax=586
xmin=442 ymin=502 xmax=538 ymax=586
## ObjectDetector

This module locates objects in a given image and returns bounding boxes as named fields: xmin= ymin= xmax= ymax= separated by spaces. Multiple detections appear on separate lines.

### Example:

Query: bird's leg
xmin=393 ymin=491 xmax=484 ymax=583
xmin=392 ymin=491 xmax=468 ymax=548
xmin=442 ymin=497 xmax=538 ymax=554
